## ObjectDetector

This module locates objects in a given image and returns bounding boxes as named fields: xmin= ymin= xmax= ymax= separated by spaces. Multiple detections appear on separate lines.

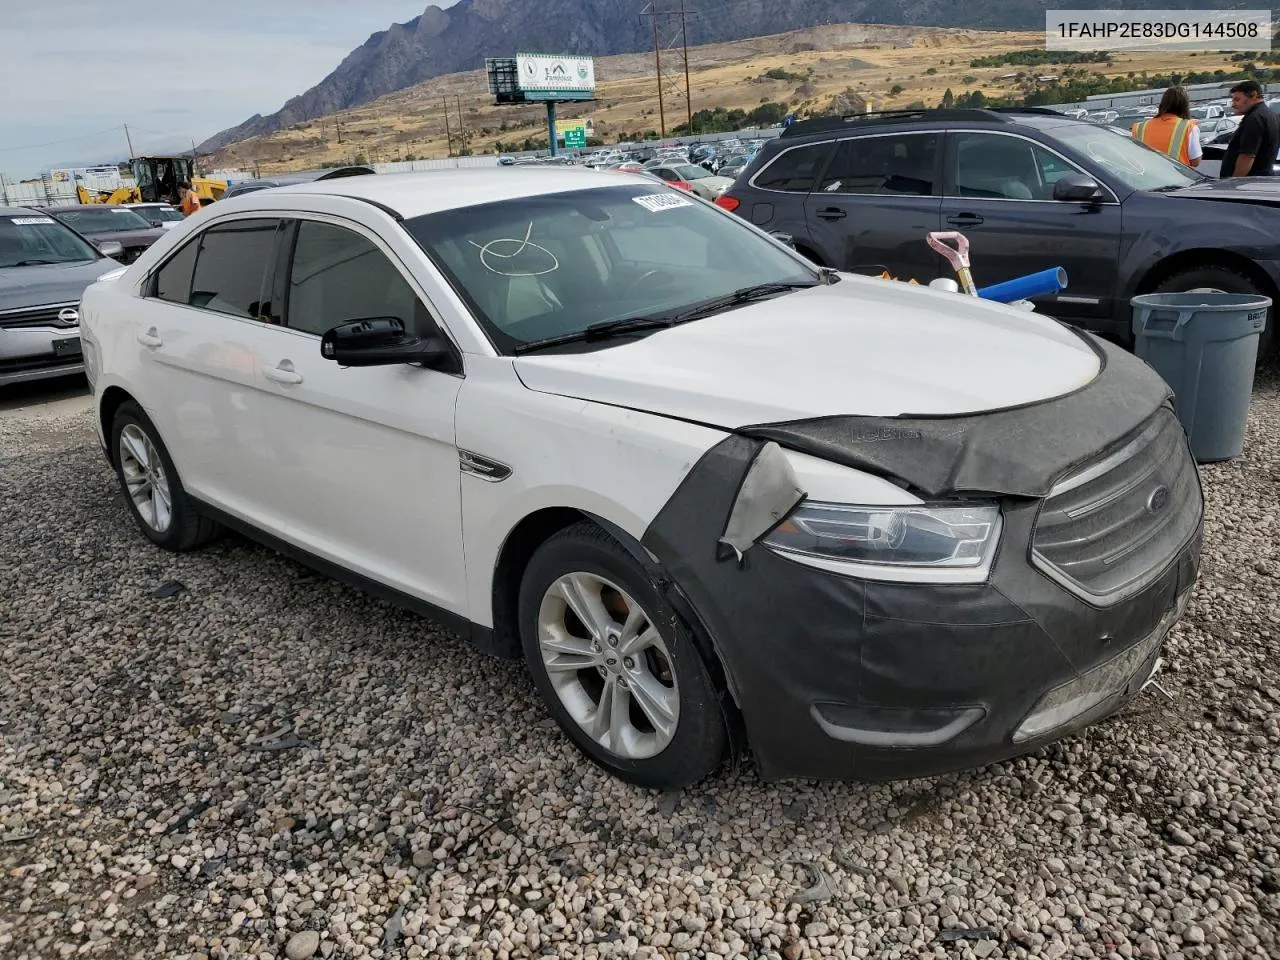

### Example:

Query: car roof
xmin=772 ymin=107 xmax=1085 ymax=144
xmin=259 ymin=168 xmax=655 ymax=218
xmin=0 ymin=206 xmax=45 ymax=216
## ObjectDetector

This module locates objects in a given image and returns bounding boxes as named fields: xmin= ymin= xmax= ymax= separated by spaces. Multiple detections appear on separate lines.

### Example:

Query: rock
xmin=285 ymin=930 xmax=321 ymax=960
xmin=804 ymin=921 xmax=829 ymax=938
xmin=1168 ymin=826 xmax=1196 ymax=847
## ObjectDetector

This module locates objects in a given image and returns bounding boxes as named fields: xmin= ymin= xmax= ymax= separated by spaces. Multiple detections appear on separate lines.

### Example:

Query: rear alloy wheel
xmin=1153 ymin=265 xmax=1274 ymax=360
xmin=518 ymin=523 xmax=728 ymax=788
xmin=110 ymin=401 xmax=221 ymax=551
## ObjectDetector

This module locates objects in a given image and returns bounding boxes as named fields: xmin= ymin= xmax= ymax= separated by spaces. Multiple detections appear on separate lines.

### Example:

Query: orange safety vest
xmin=181 ymin=189 xmax=201 ymax=216
xmin=1131 ymin=115 xmax=1197 ymax=165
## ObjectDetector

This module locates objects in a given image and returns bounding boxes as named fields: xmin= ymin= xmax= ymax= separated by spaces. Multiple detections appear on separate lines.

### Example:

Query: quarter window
xmin=753 ymin=143 xmax=833 ymax=192
xmin=819 ymin=134 xmax=940 ymax=196
xmin=950 ymin=133 xmax=1082 ymax=201
xmin=286 ymin=220 xmax=432 ymax=337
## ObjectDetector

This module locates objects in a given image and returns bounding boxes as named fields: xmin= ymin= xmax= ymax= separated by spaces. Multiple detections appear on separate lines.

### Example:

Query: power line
xmin=0 ymin=126 xmax=129 ymax=153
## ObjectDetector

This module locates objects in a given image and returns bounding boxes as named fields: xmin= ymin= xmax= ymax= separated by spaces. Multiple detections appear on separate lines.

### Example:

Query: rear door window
xmin=752 ymin=142 xmax=834 ymax=192
xmin=818 ymin=133 xmax=940 ymax=196
xmin=186 ymin=219 xmax=280 ymax=318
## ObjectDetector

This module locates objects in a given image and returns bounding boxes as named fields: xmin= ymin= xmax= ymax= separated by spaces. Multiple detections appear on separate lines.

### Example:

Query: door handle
xmin=263 ymin=361 xmax=303 ymax=385
xmin=816 ymin=207 xmax=847 ymax=220
xmin=946 ymin=213 xmax=984 ymax=227
xmin=136 ymin=327 xmax=162 ymax=348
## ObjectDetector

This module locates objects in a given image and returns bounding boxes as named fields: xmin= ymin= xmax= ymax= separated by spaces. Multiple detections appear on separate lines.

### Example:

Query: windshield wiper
xmin=11 ymin=259 xmax=62 ymax=266
xmin=670 ymin=280 xmax=821 ymax=322
xmin=513 ymin=315 xmax=677 ymax=355
xmin=512 ymin=280 xmax=822 ymax=355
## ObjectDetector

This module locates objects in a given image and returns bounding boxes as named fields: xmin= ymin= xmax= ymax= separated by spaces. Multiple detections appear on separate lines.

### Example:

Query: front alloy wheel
xmin=537 ymin=572 xmax=680 ymax=760
xmin=518 ymin=523 xmax=728 ymax=788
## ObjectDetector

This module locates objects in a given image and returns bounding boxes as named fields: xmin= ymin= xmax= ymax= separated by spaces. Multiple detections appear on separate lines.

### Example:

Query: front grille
xmin=0 ymin=302 xmax=79 ymax=330
xmin=1032 ymin=408 xmax=1202 ymax=605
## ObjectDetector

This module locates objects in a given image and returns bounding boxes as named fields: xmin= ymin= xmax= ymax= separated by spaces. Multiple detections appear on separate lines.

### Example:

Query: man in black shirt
xmin=1221 ymin=79 xmax=1279 ymax=177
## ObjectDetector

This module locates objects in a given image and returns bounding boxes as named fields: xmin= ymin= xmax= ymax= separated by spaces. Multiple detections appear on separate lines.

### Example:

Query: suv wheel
xmin=110 ymin=401 xmax=221 ymax=551
xmin=1153 ymin=265 xmax=1274 ymax=358
xmin=518 ymin=523 xmax=728 ymax=788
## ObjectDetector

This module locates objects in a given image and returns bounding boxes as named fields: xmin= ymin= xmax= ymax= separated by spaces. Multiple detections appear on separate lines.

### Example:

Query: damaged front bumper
xmin=641 ymin=334 xmax=1204 ymax=782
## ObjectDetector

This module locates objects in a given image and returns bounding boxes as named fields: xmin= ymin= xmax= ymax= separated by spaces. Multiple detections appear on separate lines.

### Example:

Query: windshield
xmin=406 ymin=184 xmax=816 ymax=353
xmin=0 ymin=214 xmax=100 ymax=267
xmin=1052 ymin=124 xmax=1205 ymax=191
xmin=53 ymin=207 xmax=152 ymax=234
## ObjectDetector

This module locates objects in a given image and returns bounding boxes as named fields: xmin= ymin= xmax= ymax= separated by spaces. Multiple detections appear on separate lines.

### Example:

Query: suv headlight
xmin=763 ymin=502 xmax=1002 ymax=584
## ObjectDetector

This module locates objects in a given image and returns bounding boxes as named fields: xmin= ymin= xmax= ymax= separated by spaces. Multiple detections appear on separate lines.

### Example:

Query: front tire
xmin=518 ymin=523 xmax=728 ymax=789
xmin=1153 ymin=264 xmax=1274 ymax=359
xmin=110 ymin=401 xmax=221 ymax=551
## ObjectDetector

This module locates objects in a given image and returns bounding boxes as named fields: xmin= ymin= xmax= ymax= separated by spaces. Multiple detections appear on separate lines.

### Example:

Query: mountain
xmin=198 ymin=0 xmax=1208 ymax=153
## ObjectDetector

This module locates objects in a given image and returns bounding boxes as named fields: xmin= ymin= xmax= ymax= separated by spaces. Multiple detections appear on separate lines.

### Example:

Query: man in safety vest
xmin=1131 ymin=86 xmax=1202 ymax=168
xmin=179 ymin=181 xmax=202 ymax=216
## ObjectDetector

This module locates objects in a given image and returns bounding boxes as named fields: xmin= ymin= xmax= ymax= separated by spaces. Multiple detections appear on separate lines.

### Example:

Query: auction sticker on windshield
xmin=633 ymin=194 xmax=694 ymax=213
xmin=10 ymin=217 xmax=55 ymax=226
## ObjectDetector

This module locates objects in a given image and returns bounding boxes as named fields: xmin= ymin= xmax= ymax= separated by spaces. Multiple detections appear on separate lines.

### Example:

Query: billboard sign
xmin=555 ymin=118 xmax=590 ymax=148
xmin=516 ymin=54 xmax=596 ymax=97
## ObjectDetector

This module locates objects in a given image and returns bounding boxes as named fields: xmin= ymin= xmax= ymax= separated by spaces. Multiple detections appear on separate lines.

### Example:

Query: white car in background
xmin=78 ymin=170 xmax=1203 ymax=788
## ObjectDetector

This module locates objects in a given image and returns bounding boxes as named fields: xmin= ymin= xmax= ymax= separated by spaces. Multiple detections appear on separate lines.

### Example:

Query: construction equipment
xmin=73 ymin=157 xmax=228 ymax=207
xmin=130 ymin=157 xmax=227 ymax=206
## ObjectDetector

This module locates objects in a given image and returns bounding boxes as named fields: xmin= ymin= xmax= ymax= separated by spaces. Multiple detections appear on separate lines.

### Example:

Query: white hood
xmin=513 ymin=276 xmax=1103 ymax=427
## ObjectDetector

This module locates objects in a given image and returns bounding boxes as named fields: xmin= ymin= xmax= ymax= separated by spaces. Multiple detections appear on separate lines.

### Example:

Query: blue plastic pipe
xmin=977 ymin=267 xmax=1068 ymax=303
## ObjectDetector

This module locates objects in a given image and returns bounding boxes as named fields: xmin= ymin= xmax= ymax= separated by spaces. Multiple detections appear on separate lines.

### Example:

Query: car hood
xmin=1165 ymin=177 xmax=1280 ymax=203
xmin=89 ymin=227 xmax=167 ymax=246
xmin=513 ymin=277 xmax=1102 ymax=427
xmin=0 ymin=259 xmax=120 ymax=311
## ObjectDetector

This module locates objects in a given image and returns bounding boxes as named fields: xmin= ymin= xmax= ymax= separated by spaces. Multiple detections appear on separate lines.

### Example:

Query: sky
xmin=1 ymin=0 xmax=457 ymax=179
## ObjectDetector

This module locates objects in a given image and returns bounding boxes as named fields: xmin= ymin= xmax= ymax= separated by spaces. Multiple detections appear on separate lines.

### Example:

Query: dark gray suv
xmin=716 ymin=108 xmax=1280 ymax=355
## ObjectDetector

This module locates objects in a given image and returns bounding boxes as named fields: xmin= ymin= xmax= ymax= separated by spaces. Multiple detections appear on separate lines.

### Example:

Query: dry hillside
xmin=207 ymin=21 xmax=1238 ymax=174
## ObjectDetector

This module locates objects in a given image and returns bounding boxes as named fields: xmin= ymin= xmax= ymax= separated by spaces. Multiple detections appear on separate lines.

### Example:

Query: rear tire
xmin=1152 ymin=264 xmax=1274 ymax=360
xmin=518 ymin=522 xmax=728 ymax=789
xmin=110 ymin=401 xmax=221 ymax=551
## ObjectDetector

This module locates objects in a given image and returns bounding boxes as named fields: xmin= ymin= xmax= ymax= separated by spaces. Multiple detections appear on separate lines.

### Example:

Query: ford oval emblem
xmin=58 ymin=308 xmax=79 ymax=325
xmin=1146 ymin=485 xmax=1171 ymax=514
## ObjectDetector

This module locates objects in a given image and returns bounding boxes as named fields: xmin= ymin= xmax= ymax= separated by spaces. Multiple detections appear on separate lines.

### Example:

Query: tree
xmin=941 ymin=88 xmax=955 ymax=109
xmin=889 ymin=84 xmax=905 ymax=96
xmin=926 ymin=67 xmax=938 ymax=75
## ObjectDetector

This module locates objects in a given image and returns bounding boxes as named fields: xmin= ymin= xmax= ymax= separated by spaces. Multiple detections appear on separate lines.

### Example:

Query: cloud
xmin=1 ymin=1 xmax=457 ymax=177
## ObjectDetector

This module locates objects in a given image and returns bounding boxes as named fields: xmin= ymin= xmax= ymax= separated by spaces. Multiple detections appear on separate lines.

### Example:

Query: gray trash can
xmin=1131 ymin=292 xmax=1270 ymax=463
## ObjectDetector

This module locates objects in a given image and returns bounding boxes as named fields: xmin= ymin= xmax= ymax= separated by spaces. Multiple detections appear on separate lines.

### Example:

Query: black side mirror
xmin=1053 ymin=174 xmax=1105 ymax=203
xmin=321 ymin=317 xmax=452 ymax=368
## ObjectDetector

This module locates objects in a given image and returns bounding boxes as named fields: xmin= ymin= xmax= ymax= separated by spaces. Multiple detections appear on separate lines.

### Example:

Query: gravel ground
xmin=2 ymin=377 xmax=1279 ymax=960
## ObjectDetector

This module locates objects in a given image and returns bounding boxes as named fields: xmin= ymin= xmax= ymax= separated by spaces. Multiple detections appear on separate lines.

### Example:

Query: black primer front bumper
xmin=648 ymin=477 xmax=1200 ymax=782
xmin=640 ymin=336 xmax=1203 ymax=782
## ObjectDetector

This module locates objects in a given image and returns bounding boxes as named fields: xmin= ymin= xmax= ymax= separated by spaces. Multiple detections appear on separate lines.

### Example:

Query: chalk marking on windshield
xmin=468 ymin=222 xmax=560 ymax=277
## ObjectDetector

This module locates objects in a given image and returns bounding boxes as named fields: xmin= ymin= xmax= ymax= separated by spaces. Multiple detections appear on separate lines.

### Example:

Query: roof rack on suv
xmin=780 ymin=108 xmax=1014 ymax=137
xmin=989 ymin=106 xmax=1071 ymax=116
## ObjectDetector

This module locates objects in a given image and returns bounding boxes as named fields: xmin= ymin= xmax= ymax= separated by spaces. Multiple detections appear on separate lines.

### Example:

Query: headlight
xmin=763 ymin=501 xmax=1002 ymax=583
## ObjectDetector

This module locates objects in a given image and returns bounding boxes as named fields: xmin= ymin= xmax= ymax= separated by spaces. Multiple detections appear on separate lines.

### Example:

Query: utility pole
xmin=123 ymin=123 xmax=135 ymax=157
xmin=443 ymin=98 xmax=454 ymax=157
xmin=640 ymin=3 xmax=695 ymax=138
xmin=650 ymin=9 xmax=665 ymax=136
xmin=456 ymin=95 xmax=467 ymax=155
xmin=680 ymin=0 xmax=693 ymax=134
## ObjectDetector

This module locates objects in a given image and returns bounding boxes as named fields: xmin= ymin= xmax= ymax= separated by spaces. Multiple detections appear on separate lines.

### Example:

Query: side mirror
xmin=1053 ymin=174 xmax=1105 ymax=203
xmin=320 ymin=317 xmax=452 ymax=368
xmin=769 ymin=231 xmax=798 ymax=250
xmin=96 ymin=240 xmax=125 ymax=259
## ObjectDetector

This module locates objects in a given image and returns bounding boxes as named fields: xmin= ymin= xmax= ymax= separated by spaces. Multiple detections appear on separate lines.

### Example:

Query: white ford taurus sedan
xmin=80 ymin=169 xmax=1203 ymax=788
